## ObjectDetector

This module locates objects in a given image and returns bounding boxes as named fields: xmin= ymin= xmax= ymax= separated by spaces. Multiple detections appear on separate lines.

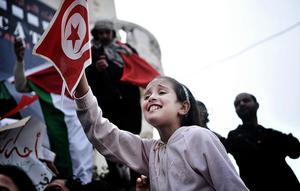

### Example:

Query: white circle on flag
xmin=61 ymin=1 xmax=89 ymax=60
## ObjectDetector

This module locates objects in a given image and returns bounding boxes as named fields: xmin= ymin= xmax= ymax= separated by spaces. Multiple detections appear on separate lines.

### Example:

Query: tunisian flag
xmin=33 ymin=0 xmax=91 ymax=96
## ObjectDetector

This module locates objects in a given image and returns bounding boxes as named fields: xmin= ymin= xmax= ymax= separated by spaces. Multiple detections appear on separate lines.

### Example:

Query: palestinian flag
xmin=0 ymin=76 xmax=93 ymax=184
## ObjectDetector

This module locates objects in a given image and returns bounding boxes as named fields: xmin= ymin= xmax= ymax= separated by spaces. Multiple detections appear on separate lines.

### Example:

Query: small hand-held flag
xmin=33 ymin=0 xmax=91 ymax=96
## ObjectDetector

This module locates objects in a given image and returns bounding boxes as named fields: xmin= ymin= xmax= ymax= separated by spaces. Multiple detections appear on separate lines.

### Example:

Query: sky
xmin=115 ymin=0 xmax=300 ymax=179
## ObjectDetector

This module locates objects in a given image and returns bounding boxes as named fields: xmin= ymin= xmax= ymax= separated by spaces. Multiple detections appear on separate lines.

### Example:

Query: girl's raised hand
xmin=74 ymin=73 xmax=89 ymax=98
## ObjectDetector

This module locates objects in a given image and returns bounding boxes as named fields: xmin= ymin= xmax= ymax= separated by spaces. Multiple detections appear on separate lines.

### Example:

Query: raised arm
xmin=74 ymin=72 xmax=154 ymax=176
xmin=74 ymin=73 xmax=89 ymax=98
xmin=13 ymin=39 xmax=31 ymax=92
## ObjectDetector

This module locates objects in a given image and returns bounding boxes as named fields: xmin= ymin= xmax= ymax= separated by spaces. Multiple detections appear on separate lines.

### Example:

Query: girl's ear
xmin=179 ymin=101 xmax=190 ymax=116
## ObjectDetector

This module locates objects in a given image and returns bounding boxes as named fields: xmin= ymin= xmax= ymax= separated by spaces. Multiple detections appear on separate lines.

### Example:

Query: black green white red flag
xmin=33 ymin=0 xmax=91 ymax=96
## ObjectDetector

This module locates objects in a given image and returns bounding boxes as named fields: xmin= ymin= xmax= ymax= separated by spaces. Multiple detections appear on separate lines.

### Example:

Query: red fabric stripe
xmin=28 ymin=67 xmax=62 ymax=95
xmin=1 ymin=95 xmax=38 ymax=119
xmin=120 ymin=53 xmax=160 ymax=88
xmin=27 ymin=67 xmax=72 ymax=98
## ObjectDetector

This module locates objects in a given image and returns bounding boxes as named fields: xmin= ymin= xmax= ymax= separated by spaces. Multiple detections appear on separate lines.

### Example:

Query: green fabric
xmin=28 ymin=81 xmax=73 ymax=178
xmin=0 ymin=81 xmax=21 ymax=119
xmin=0 ymin=81 xmax=12 ymax=99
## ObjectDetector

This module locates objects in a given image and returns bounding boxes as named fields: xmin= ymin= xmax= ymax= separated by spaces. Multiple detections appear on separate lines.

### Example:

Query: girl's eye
xmin=144 ymin=94 xmax=150 ymax=100
xmin=158 ymin=90 xmax=166 ymax=95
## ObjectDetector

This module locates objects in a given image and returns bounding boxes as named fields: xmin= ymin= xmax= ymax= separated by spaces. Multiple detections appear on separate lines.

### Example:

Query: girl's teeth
xmin=150 ymin=105 xmax=159 ymax=112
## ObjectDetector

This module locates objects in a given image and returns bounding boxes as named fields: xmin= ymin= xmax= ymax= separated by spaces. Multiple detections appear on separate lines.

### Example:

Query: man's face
xmin=234 ymin=93 xmax=258 ymax=120
xmin=95 ymin=29 xmax=114 ymax=45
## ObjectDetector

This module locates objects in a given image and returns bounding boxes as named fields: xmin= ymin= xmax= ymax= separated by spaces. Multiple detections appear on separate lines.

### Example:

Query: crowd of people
xmin=0 ymin=18 xmax=299 ymax=191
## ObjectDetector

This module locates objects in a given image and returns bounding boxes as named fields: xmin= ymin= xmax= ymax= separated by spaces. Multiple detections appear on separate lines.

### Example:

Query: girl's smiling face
xmin=142 ymin=78 xmax=185 ymax=129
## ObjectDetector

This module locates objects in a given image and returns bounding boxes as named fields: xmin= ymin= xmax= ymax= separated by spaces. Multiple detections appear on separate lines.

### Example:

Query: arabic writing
xmin=0 ymin=127 xmax=41 ymax=159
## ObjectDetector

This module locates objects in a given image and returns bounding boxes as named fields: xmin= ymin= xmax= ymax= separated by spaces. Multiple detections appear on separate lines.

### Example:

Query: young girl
xmin=74 ymin=74 xmax=248 ymax=190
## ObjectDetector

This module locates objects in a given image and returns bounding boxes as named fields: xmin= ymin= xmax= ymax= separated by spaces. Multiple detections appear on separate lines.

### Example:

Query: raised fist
xmin=14 ymin=38 xmax=25 ymax=62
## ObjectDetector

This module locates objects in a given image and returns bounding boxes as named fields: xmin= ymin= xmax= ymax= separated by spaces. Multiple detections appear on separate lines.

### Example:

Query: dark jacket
xmin=225 ymin=124 xmax=300 ymax=191
xmin=86 ymin=42 xmax=141 ymax=134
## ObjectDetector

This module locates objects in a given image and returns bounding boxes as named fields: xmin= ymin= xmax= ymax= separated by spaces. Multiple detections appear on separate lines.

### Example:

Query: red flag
xmin=33 ymin=0 xmax=91 ymax=96
xmin=27 ymin=66 xmax=72 ymax=98
xmin=0 ymin=95 xmax=38 ymax=120
xmin=120 ymin=53 xmax=160 ymax=88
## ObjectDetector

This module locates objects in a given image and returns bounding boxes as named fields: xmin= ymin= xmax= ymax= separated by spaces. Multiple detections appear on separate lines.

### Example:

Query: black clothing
xmin=225 ymin=124 xmax=300 ymax=191
xmin=86 ymin=44 xmax=142 ymax=134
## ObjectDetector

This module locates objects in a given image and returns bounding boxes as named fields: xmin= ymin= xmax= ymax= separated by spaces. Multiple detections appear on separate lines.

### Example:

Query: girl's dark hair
xmin=0 ymin=164 xmax=37 ymax=191
xmin=156 ymin=76 xmax=201 ymax=126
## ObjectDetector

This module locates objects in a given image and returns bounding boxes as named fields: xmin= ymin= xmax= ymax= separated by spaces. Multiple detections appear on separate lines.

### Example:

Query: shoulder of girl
xmin=185 ymin=126 xmax=211 ymax=138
